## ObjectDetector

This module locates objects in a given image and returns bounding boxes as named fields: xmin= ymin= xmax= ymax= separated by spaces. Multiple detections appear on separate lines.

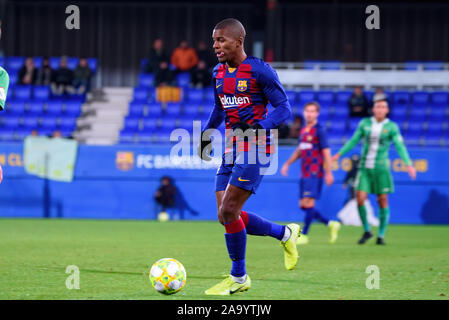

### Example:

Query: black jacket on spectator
xmin=348 ymin=93 xmax=370 ymax=117
xmin=145 ymin=49 xmax=169 ymax=74
xmin=155 ymin=184 xmax=177 ymax=208
xmin=36 ymin=66 xmax=53 ymax=86
xmin=18 ymin=66 xmax=38 ymax=85
xmin=154 ymin=68 xmax=174 ymax=86
xmin=191 ymin=67 xmax=211 ymax=88
xmin=52 ymin=67 xmax=74 ymax=86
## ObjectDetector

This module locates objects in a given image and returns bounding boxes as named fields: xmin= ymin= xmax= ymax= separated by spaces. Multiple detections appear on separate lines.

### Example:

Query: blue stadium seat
xmin=147 ymin=102 xmax=163 ymax=117
xmin=347 ymin=118 xmax=360 ymax=131
xmin=33 ymin=57 xmax=43 ymax=69
xmin=431 ymin=91 xmax=449 ymax=107
xmin=6 ymin=101 xmax=26 ymax=115
xmin=321 ymin=61 xmax=341 ymax=70
xmin=8 ymin=72 xmax=18 ymax=87
xmin=412 ymin=91 xmax=430 ymax=107
xmin=285 ymin=90 xmax=297 ymax=104
xmin=21 ymin=116 xmax=38 ymax=129
xmin=165 ymin=103 xmax=182 ymax=117
xmin=204 ymin=88 xmax=215 ymax=104
xmin=426 ymin=121 xmax=445 ymax=135
xmin=327 ymin=132 xmax=346 ymax=144
xmin=364 ymin=90 xmax=376 ymax=103
xmin=187 ymin=88 xmax=204 ymax=103
xmin=33 ymin=85 xmax=51 ymax=101
xmin=139 ymin=73 xmax=155 ymax=88
xmin=183 ymin=103 xmax=200 ymax=116
xmin=119 ymin=130 xmax=136 ymax=143
xmin=406 ymin=121 xmax=424 ymax=135
xmin=304 ymin=60 xmax=320 ymax=70
xmin=403 ymin=131 xmax=422 ymax=146
xmin=15 ymin=128 xmax=33 ymax=140
xmin=159 ymin=118 xmax=177 ymax=130
xmin=290 ymin=106 xmax=301 ymax=117
xmin=140 ymin=59 xmax=149 ymax=72
xmin=46 ymin=101 xmax=63 ymax=115
xmin=298 ymin=90 xmax=316 ymax=104
xmin=27 ymin=101 xmax=44 ymax=115
xmin=176 ymin=72 xmax=191 ymax=87
xmin=177 ymin=119 xmax=194 ymax=131
xmin=13 ymin=85 xmax=32 ymax=101
xmin=67 ymin=57 xmax=79 ymax=69
xmin=142 ymin=118 xmax=157 ymax=131
xmin=64 ymin=102 xmax=82 ymax=116
xmin=59 ymin=117 xmax=77 ymax=131
xmin=428 ymin=107 xmax=447 ymax=121
xmin=0 ymin=128 xmax=15 ymax=141
xmin=87 ymin=58 xmax=98 ymax=74
xmin=332 ymin=106 xmax=349 ymax=120
xmin=393 ymin=91 xmax=410 ymax=106
xmin=408 ymin=107 xmax=428 ymax=121
xmin=124 ymin=117 xmax=139 ymax=131
xmin=49 ymin=57 xmax=61 ymax=69
xmin=0 ymin=57 xmax=4 ymax=67
xmin=4 ymin=116 xmax=20 ymax=128
xmin=132 ymin=87 xmax=148 ymax=103
xmin=404 ymin=61 xmax=420 ymax=71
xmin=424 ymin=131 xmax=443 ymax=147
xmin=6 ymin=57 xmax=25 ymax=72
xmin=327 ymin=121 xmax=346 ymax=134
xmin=390 ymin=105 xmax=408 ymax=121
xmin=396 ymin=120 xmax=407 ymax=132
xmin=423 ymin=61 xmax=443 ymax=71
xmin=335 ymin=90 xmax=352 ymax=106
xmin=41 ymin=117 xmax=58 ymax=130
xmin=317 ymin=90 xmax=335 ymax=107
xmin=128 ymin=102 xmax=145 ymax=117
xmin=60 ymin=130 xmax=74 ymax=138
xmin=154 ymin=129 xmax=173 ymax=143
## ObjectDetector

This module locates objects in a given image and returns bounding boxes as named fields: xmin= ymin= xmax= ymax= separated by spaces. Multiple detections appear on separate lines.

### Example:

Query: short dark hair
xmin=303 ymin=101 xmax=320 ymax=112
xmin=214 ymin=18 xmax=246 ymax=39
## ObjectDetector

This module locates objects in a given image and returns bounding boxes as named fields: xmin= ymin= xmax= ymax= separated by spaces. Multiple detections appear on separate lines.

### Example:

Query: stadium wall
xmin=0 ymin=143 xmax=448 ymax=224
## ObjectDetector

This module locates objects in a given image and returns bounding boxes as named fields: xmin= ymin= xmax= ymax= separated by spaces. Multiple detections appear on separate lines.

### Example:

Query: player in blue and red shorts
xmin=281 ymin=102 xmax=341 ymax=245
xmin=198 ymin=18 xmax=300 ymax=295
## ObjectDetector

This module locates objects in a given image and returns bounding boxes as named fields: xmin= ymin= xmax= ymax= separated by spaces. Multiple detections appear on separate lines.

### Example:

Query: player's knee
xmin=219 ymin=200 xmax=239 ymax=221
xmin=378 ymin=195 xmax=388 ymax=208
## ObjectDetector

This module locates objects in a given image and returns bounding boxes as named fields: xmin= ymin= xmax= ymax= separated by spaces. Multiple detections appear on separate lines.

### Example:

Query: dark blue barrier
xmin=0 ymin=142 xmax=448 ymax=224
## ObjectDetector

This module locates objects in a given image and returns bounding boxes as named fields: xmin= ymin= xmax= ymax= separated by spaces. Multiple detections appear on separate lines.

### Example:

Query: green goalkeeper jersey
xmin=338 ymin=117 xmax=412 ymax=170
xmin=0 ymin=66 xmax=10 ymax=110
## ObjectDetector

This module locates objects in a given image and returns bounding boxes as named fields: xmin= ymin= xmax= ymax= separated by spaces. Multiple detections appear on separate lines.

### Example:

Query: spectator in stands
xmin=373 ymin=87 xmax=387 ymax=103
xmin=196 ymin=41 xmax=215 ymax=70
xmin=36 ymin=57 xmax=53 ymax=86
xmin=171 ymin=40 xmax=199 ymax=73
xmin=154 ymin=61 xmax=174 ymax=87
xmin=145 ymin=38 xmax=169 ymax=74
xmin=51 ymin=56 xmax=75 ymax=96
xmin=191 ymin=60 xmax=211 ymax=88
xmin=348 ymin=86 xmax=370 ymax=117
xmin=73 ymin=58 xmax=92 ymax=94
xmin=18 ymin=57 xmax=38 ymax=85
xmin=289 ymin=115 xmax=304 ymax=139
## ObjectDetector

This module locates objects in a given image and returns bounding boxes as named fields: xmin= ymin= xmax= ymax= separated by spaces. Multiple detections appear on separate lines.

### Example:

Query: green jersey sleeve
xmin=338 ymin=118 xmax=365 ymax=156
xmin=0 ymin=67 xmax=10 ymax=110
xmin=391 ymin=122 xmax=412 ymax=166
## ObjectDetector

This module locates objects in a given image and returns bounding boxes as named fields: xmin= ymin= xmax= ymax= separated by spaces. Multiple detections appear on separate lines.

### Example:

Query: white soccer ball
xmin=149 ymin=258 xmax=186 ymax=295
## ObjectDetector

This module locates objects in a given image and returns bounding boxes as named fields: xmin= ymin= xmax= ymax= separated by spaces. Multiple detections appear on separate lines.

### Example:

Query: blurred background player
xmin=281 ymin=102 xmax=341 ymax=245
xmin=0 ymin=24 xmax=9 ymax=185
xmin=198 ymin=18 xmax=299 ymax=296
xmin=332 ymin=99 xmax=417 ymax=245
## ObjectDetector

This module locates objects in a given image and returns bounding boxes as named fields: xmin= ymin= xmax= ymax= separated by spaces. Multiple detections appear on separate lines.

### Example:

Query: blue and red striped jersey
xmin=298 ymin=123 xmax=329 ymax=178
xmin=203 ymin=56 xmax=291 ymax=154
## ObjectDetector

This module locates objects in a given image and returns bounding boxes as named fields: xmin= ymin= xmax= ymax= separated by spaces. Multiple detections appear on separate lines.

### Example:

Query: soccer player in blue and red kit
xmin=281 ymin=102 xmax=341 ymax=245
xmin=198 ymin=18 xmax=300 ymax=295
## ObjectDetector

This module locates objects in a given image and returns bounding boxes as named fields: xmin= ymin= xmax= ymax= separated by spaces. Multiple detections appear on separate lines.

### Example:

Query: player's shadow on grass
xmin=420 ymin=189 xmax=449 ymax=224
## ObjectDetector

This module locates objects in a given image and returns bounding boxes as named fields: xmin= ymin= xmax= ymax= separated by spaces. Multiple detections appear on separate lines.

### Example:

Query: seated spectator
xmin=51 ymin=56 xmax=75 ymax=96
xmin=145 ymin=38 xmax=169 ymax=74
xmin=36 ymin=57 xmax=53 ymax=86
xmin=348 ymin=86 xmax=370 ymax=117
xmin=196 ymin=41 xmax=215 ymax=71
xmin=191 ymin=60 xmax=211 ymax=88
xmin=373 ymin=87 xmax=387 ymax=103
xmin=289 ymin=115 xmax=304 ymax=139
xmin=154 ymin=61 xmax=174 ymax=87
xmin=171 ymin=40 xmax=199 ymax=72
xmin=18 ymin=57 xmax=38 ymax=85
xmin=73 ymin=58 xmax=92 ymax=94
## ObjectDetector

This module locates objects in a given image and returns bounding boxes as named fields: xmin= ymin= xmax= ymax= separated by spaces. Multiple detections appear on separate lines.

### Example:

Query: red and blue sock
xmin=224 ymin=217 xmax=247 ymax=278
xmin=240 ymin=211 xmax=286 ymax=241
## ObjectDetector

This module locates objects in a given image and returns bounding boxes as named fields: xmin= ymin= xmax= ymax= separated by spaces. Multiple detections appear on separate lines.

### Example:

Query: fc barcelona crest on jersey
xmin=237 ymin=80 xmax=248 ymax=92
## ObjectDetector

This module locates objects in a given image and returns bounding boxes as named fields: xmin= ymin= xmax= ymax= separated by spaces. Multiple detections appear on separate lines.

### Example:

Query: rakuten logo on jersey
xmin=220 ymin=95 xmax=250 ymax=108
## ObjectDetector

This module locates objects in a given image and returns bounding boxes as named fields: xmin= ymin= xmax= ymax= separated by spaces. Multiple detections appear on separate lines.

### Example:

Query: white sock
xmin=281 ymin=226 xmax=291 ymax=242
xmin=231 ymin=274 xmax=247 ymax=284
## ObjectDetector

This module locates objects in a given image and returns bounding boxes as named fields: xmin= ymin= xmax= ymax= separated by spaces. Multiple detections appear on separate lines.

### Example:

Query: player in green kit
xmin=0 ymin=23 xmax=10 ymax=184
xmin=332 ymin=99 xmax=416 ymax=245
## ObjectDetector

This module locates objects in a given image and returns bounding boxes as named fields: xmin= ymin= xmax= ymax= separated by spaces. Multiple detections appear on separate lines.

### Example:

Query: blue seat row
xmin=1 ymin=101 xmax=82 ymax=116
xmin=1 ymin=56 xmax=97 ymax=73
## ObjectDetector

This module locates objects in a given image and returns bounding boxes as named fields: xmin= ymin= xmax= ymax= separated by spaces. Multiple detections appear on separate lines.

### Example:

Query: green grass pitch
xmin=0 ymin=218 xmax=448 ymax=300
